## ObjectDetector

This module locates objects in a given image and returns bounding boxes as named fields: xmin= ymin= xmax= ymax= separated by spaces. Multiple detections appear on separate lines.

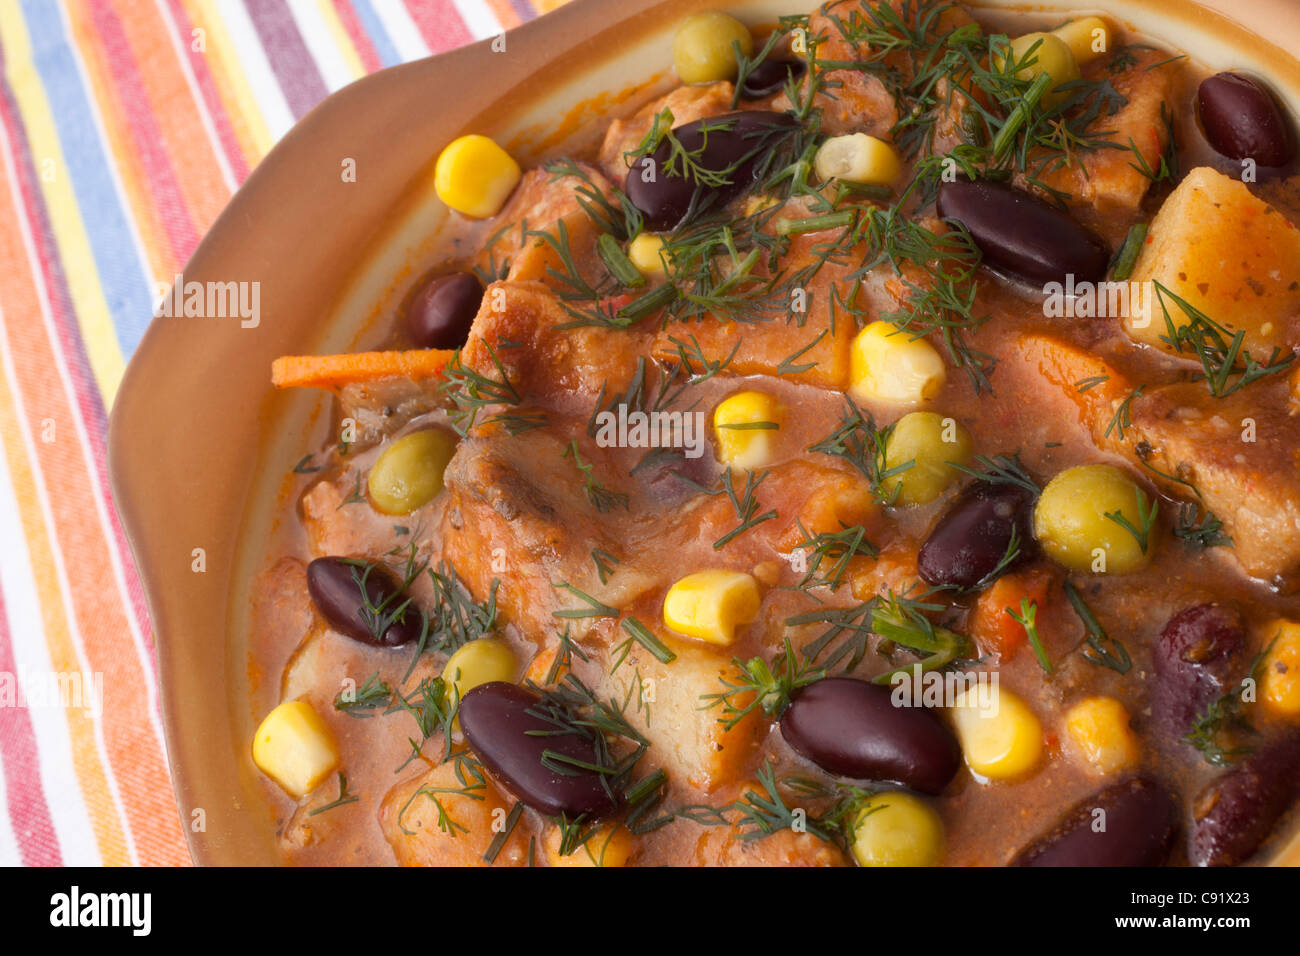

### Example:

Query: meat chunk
xmin=472 ymin=163 xmax=615 ymax=293
xmin=1026 ymin=49 xmax=1178 ymax=223
xmin=1123 ymin=166 xmax=1300 ymax=359
xmin=1018 ymin=332 xmax=1300 ymax=585
xmin=598 ymin=83 xmax=735 ymax=183
xmin=462 ymin=280 xmax=654 ymax=406
xmin=380 ymin=760 xmax=528 ymax=866
xmin=649 ymin=229 xmax=869 ymax=389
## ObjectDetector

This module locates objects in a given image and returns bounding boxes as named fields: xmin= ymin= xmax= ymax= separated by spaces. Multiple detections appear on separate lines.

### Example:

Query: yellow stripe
xmin=0 ymin=0 xmax=125 ymax=407
xmin=185 ymin=0 xmax=276 ymax=159
xmin=315 ymin=0 xmax=368 ymax=80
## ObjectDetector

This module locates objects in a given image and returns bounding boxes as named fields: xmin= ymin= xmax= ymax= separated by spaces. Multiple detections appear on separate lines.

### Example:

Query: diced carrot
xmin=270 ymin=349 xmax=455 ymax=390
xmin=970 ymin=569 xmax=1053 ymax=661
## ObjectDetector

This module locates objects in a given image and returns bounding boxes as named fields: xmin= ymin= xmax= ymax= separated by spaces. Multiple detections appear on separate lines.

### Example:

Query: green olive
xmin=1033 ymin=464 xmax=1154 ymax=574
xmin=851 ymin=791 xmax=945 ymax=867
xmin=1005 ymin=32 xmax=1081 ymax=107
xmin=673 ymin=12 xmax=753 ymax=85
xmin=367 ymin=429 xmax=457 ymax=515
xmin=881 ymin=411 xmax=973 ymax=506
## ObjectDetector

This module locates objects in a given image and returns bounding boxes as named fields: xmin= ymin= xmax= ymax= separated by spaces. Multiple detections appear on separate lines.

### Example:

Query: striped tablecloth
xmin=0 ymin=0 xmax=561 ymax=868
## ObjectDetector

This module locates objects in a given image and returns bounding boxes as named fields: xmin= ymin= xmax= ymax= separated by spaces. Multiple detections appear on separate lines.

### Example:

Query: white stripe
xmin=0 ymin=40 xmax=170 ymax=786
xmin=0 ymin=139 xmax=140 ymax=866
xmin=371 ymin=0 xmax=431 ymax=62
xmin=218 ymin=0 xmax=295 ymax=139
xmin=448 ymin=0 xmax=501 ymax=41
xmin=0 ymin=409 xmax=101 ymax=866
xmin=151 ymin=0 xmax=241 ymax=192
xmin=286 ymin=0 xmax=357 ymax=92
xmin=0 ymin=759 xmax=21 ymax=866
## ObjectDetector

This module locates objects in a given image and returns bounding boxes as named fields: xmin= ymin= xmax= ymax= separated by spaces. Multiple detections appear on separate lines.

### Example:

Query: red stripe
xmin=243 ymin=0 xmax=330 ymax=118
xmin=0 ymin=582 xmax=65 ymax=867
xmin=161 ymin=0 xmax=252 ymax=183
xmin=84 ymin=0 xmax=201 ymax=265
xmin=403 ymin=0 xmax=473 ymax=54
xmin=0 ymin=44 xmax=157 ymax=693
xmin=331 ymin=0 xmax=382 ymax=73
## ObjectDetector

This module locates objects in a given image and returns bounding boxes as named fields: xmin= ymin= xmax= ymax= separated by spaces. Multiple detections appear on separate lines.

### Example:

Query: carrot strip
xmin=271 ymin=350 xmax=455 ymax=390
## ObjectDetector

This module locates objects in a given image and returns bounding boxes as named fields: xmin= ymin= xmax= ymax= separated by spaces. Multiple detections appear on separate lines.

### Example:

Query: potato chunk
xmin=1125 ymin=166 xmax=1300 ymax=359
xmin=380 ymin=760 xmax=527 ymax=866
xmin=605 ymin=638 xmax=761 ymax=792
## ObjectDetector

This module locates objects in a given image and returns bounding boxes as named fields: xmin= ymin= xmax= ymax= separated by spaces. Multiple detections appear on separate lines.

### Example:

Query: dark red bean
xmin=625 ymin=110 xmax=799 ymax=230
xmin=306 ymin=556 xmax=422 ymax=647
xmin=1197 ymin=72 xmax=1293 ymax=167
xmin=406 ymin=272 xmax=483 ymax=350
xmin=1012 ymin=776 xmax=1178 ymax=866
xmin=779 ymin=678 xmax=960 ymax=795
xmin=740 ymin=59 xmax=806 ymax=99
xmin=917 ymin=481 xmax=1035 ymax=590
xmin=1190 ymin=732 xmax=1300 ymax=866
xmin=458 ymin=682 xmax=619 ymax=818
xmin=1149 ymin=603 xmax=1246 ymax=743
xmin=936 ymin=179 xmax=1110 ymax=284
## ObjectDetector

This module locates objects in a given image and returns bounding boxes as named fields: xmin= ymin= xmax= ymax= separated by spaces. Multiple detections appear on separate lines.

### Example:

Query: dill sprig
xmin=714 ymin=468 xmax=778 ymax=549
xmin=1153 ymin=282 xmax=1295 ymax=397
xmin=1063 ymin=581 xmax=1131 ymax=673
xmin=1184 ymin=636 xmax=1276 ymax=765
xmin=808 ymin=398 xmax=907 ymax=504
xmin=564 ymin=439 xmax=630 ymax=513
xmin=308 ymin=772 xmax=359 ymax=816
xmin=791 ymin=521 xmax=880 ymax=592
xmin=700 ymin=638 xmax=825 ymax=730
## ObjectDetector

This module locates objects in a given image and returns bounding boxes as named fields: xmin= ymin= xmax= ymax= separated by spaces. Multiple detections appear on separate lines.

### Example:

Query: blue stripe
xmin=17 ymin=0 xmax=156 ymax=358
xmin=349 ymin=0 xmax=402 ymax=68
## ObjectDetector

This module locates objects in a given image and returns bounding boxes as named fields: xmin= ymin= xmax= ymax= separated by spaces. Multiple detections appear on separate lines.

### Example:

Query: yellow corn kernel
xmin=663 ymin=570 xmax=760 ymax=646
xmin=544 ymin=824 xmax=635 ymax=867
xmin=814 ymin=133 xmax=902 ymax=186
xmin=628 ymin=233 xmax=668 ymax=277
xmin=950 ymin=685 xmax=1042 ymax=781
xmin=443 ymin=637 xmax=516 ymax=728
xmin=1261 ymin=620 xmax=1300 ymax=717
xmin=713 ymin=390 xmax=781 ymax=470
xmin=434 ymin=134 xmax=521 ymax=219
xmin=1065 ymin=696 xmax=1139 ymax=775
xmin=849 ymin=321 xmax=946 ymax=405
xmin=1053 ymin=16 xmax=1111 ymax=66
xmin=850 ymin=791 xmax=944 ymax=867
xmin=252 ymin=699 xmax=340 ymax=799
xmin=673 ymin=11 xmax=753 ymax=84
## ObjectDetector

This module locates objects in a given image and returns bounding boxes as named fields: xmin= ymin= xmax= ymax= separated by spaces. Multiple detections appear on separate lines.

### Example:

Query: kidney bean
xmin=740 ymin=59 xmax=806 ymax=99
xmin=917 ymin=481 xmax=1035 ymax=590
xmin=458 ymin=682 xmax=619 ymax=817
xmin=306 ymin=556 xmax=423 ymax=647
xmin=1012 ymin=776 xmax=1178 ymax=866
xmin=1190 ymin=732 xmax=1300 ymax=866
xmin=936 ymin=179 xmax=1110 ymax=284
xmin=625 ymin=110 xmax=799 ymax=230
xmin=779 ymin=678 xmax=960 ymax=795
xmin=1197 ymin=72 xmax=1294 ymax=167
xmin=1149 ymin=603 xmax=1246 ymax=743
xmin=406 ymin=272 xmax=483 ymax=350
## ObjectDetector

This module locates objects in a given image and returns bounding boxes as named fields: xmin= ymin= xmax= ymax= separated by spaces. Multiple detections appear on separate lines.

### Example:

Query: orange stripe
xmin=62 ymin=0 xmax=177 ymax=281
xmin=0 ymin=158 xmax=189 ymax=870
xmin=0 ymin=178 xmax=131 ymax=867
xmin=102 ymin=0 xmax=233 ymax=232
xmin=484 ymin=0 xmax=521 ymax=29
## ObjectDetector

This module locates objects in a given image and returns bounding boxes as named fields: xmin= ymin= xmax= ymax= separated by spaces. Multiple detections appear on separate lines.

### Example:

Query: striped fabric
xmin=0 ymin=0 xmax=559 ymax=867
